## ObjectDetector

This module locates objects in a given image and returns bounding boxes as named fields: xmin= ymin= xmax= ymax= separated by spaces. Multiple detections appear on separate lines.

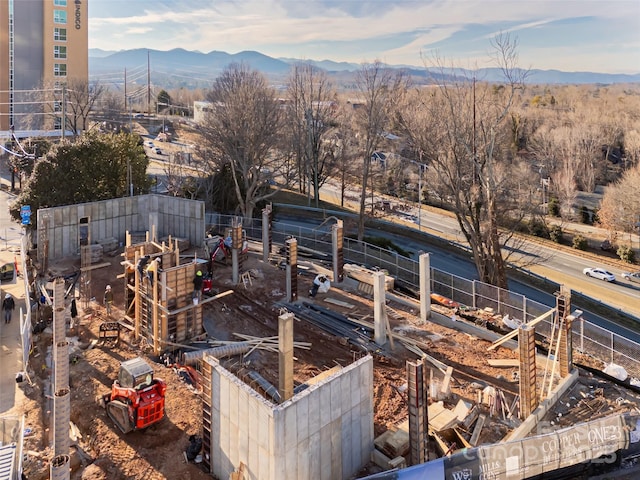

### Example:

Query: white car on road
xmin=622 ymin=271 xmax=640 ymax=283
xmin=583 ymin=267 xmax=616 ymax=282
xmin=144 ymin=140 xmax=154 ymax=148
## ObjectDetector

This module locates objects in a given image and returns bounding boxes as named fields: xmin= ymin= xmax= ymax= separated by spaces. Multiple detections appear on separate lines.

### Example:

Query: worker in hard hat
xmin=146 ymin=257 xmax=162 ymax=288
xmin=103 ymin=285 xmax=113 ymax=317
xmin=193 ymin=270 xmax=204 ymax=303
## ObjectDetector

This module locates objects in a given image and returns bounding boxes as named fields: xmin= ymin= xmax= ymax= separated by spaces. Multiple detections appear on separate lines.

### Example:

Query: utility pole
xmin=61 ymin=86 xmax=66 ymax=141
xmin=472 ymin=75 xmax=476 ymax=185
xmin=127 ymin=96 xmax=133 ymax=197
xmin=124 ymin=68 xmax=127 ymax=111
xmin=147 ymin=50 xmax=151 ymax=117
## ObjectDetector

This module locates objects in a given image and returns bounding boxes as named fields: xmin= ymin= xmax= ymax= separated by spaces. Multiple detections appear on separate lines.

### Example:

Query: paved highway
xmin=318 ymin=182 xmax=640 ymax=319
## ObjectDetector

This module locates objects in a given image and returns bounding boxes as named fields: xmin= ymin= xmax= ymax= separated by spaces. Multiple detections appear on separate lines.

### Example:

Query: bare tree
xmin=200 ymin=63 xmax=282 ymax=220
xmin=63 ymin=78 xmax=105 ymax=135
xmin=285 ymin=63 xmax=338 ymax=206
xmin=401 ymin=33 xmax=527 ymax=288
xmin=331 ymin=103 xmax=360 ymax=208
xmin=598 ymin=164 xmax=640 ymax=244
xmin=353 ymin=61 xmax=409 ymax=240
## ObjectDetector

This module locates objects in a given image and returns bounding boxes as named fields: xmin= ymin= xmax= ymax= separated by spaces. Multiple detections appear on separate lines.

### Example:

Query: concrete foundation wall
xmin=208 ymin=355 xmax=374 ymax=480
xmin=36 ymin=195 xmax=205 ymax=260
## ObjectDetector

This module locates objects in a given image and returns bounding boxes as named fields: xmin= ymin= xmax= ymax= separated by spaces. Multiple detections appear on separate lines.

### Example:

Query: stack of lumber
xmin=372 ymin=420 xmax=409 ymax=471
xmin=428 ymin=401 xmax=459 ymax=433
xmin=343 ymin=264 xmax=394 ymax=290
xmin=374 ymin=420 xmax=410 ymax=458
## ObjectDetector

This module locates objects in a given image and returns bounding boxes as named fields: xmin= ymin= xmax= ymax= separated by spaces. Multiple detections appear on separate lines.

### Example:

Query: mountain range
xmin=89 ymin=48 xmax=640 ymax=89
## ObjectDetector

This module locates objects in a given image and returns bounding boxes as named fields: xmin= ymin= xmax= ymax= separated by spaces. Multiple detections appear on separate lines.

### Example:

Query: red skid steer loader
xmin=102 ymin=357 xmax=167 ymax=434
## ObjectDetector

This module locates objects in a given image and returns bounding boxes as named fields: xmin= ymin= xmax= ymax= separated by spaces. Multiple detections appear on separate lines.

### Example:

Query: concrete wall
xmin=207 ymin=355 xmax=374 ymax=480
xmin=36 ymin=194 xmax=205 ymax=260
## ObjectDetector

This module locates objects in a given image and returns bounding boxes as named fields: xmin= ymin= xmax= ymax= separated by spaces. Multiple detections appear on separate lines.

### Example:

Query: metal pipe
xmin=182 ymin=342 xmax=252 ymax=366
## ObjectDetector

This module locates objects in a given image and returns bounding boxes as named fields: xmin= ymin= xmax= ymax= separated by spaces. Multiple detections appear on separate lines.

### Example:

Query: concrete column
xmin=231 ymin=221 xmax=242 ymax=285
xmin=53 ymin=388 xmax=70 ymax=456
xmin=54 ymin=341 xmax=69 ymax=393
xmin=419 ymin=253 xmax=431 ymax=323
xmin=285 ymin=238 xmax=297 ymax=302
xmin=50 ymin=454 xmax=70 ymax=480
xmin=332 ymin=220 xmax=344 ymax=284
xmin=559 ymin=314 xmax=575 ymax=378
xmin=518 ymin=324 xmax=538 ymax=419
xmin=262 ymin=205 xmax=272 ymax=263
xmin=373 ymin=271 xmax=386 ymax=345
xmin=407 ymin=358 xmax=428 ymax=465
xmin=278 ymin=312 xmax=294 ymax=402
xmin=53 ymin=277 xmax=66 ymax=342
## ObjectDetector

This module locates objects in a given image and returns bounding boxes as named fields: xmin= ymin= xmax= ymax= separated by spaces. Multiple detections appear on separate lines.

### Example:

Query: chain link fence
xmin=206 ymin=213 xmax=640 ymax=380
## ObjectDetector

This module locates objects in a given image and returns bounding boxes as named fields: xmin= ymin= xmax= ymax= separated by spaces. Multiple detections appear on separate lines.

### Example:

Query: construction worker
xmin=146 ymin=257 xmax=161 ymax=288
xmin=309 ymin=274 xmax=330 ymax=298
xmin=103 ymin=285 xmax=113 ymax=317
xmin=136 ymin=255 xmax=151 ymax=280
xmin=2 ymin=293 xmax=15 ymax=324
xmin=193 ymin=270 xmax=203 ymax=302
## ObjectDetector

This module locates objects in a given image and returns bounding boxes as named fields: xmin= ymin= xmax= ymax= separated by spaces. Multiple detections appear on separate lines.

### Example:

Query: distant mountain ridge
xmin=89 ymin=48 xmax=640 ymax=88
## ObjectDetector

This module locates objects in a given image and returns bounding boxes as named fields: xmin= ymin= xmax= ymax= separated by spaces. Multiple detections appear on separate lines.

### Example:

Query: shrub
xmin=572 ymin=235 xmax=588 ymax=250
xmin=548 ymin=198 xmax=560 ymax=217
xmin=617 ymin=245 xmax=636 ymax=264
xmin=528 ymin=219 xmax=549 ymax=238
xmin=549 ymin=225 xmax=563 ymax=243
xmin=579 ymin=206 xmax=591 ymax=225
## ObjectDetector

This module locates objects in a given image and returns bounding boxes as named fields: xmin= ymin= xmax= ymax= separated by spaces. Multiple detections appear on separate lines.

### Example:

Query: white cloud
xmin=88 ymin=0 xmax=640 ymax=73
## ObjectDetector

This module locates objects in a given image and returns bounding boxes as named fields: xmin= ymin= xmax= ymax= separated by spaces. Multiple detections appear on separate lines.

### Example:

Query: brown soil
xmin=21 ymin=245 xmax=634 ymax=479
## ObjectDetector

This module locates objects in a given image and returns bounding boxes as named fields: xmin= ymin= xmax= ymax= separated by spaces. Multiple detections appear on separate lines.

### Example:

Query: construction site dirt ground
xmin=18 ymin=246 xmax=640 ymax=479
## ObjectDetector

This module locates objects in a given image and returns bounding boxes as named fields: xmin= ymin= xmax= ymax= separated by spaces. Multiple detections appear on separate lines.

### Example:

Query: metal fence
xmin=206 ymin=213 xmax=640 ymax=380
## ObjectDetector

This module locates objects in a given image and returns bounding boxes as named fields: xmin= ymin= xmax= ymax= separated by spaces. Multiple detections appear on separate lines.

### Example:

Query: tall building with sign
xmin=0 ymin=0 xmax=88 ymax=131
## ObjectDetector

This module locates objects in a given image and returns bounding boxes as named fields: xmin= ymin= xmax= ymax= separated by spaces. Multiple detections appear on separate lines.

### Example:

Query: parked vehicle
xmin=583 ymin=267 xmax=616 ymax=282
xmin=153 ymin=147 xmax=162 ymax=154
xmin=622 ymin=271 xmax=640 ymax=283
xmin=144 ymin=140 xmax=154 ymax=148
xmin=600 ymin=239 xmax=614 ymax=251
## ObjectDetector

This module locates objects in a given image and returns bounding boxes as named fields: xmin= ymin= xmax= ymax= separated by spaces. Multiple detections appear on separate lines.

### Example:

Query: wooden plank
xmin=452 ymin=399 xmax=472 ymax=421
xmin=428 ymin=402 xmax=459 ymax=433
xmin=453 ymin=426 xmax=472 ymax=449
xmin=159 ymin=290 xmax=234 ymax=315
xmin=469 ymin=414 xmax=486 ymax=446
xmin=440 ymin=366 xmax=454 ymax=395
xmin=461 ymin=405 xmax=479 ymax=429
xmin=487 ymin=309 xmax=554 ymax=351
xmin=487 ymin=358 xmax=519 ymax=368
xmin=323 ymin=297 xmax=355 ymax=309
xmin=305 ymin=366 xmax=343 ymax=386
xmin=80 ymin=261 xmax=111 ymax=272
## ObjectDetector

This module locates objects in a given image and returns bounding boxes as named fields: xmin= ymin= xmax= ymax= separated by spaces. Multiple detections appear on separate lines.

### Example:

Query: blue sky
xmin=89 ymin=0 xmax=640 ymax=73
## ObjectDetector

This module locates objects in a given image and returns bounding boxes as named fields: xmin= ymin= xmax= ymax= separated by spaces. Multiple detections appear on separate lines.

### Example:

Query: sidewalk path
xmin=0 ymin=186 xmax=28 ymax=416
